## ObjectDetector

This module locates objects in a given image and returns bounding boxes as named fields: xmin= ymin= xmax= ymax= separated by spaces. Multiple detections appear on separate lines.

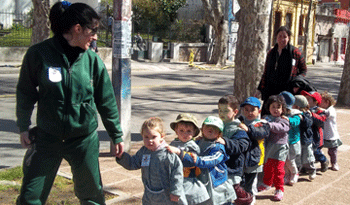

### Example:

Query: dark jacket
xmin=245 ymin=122 xmax=270 ymax=168
xmin=258 ymin=43 xmax=307 ymax=101
xmin=310 ymin=107 xmax=327 ymax=148
xmin=223 ymin=130 xmax=250 ymax=177
xmin=299 ymin=111 xmax=314 ymax=145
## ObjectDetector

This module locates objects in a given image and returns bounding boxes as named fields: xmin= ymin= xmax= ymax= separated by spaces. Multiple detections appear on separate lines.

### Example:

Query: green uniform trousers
xmin=17 ymin=129 xmax=105 ymax=205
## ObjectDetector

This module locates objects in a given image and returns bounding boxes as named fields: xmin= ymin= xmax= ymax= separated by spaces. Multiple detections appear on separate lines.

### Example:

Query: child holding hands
xmin=293 ymin=95 xmax=317 ymax=180
xmin=319 ymin=91 xmax=342 ymax=171
xmin=116 ymin=117 xmax=187 ymax=205
xmin=172 ymin=116 xmax=235 ymax=205
xmin=217 ymin=95 xmax=252 ymax=204
xmin=239 ymin=97 xmax=270 ymax=204
xmin=168 ymin=113 xmax=210 ymax=204
xmin=258 ymin=95 xmax=290 ymax=201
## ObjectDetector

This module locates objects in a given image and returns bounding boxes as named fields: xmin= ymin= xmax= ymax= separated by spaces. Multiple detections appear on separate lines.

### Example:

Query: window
xmin=299 ymin=15 xmax=304 ymax=36
xmin=286 ymin=13 xmax=293 ymax=30
xmin=341 ymin=38 xmax=347 ymax=54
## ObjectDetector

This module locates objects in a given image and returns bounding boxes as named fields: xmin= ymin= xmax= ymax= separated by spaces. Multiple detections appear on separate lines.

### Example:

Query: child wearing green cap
xmin=174 ymin=116 xmax=235 ymax=205
xmin=167 ymin=113 xmax=210 ymax=205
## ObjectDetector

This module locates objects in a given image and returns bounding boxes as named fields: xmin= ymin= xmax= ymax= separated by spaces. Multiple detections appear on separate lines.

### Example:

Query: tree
xmin=201 ymin=0 xmax=228 ymax=66
xmin=337 ymin=29 xmax=350 ymax=107
xmin=132 ymin=0 xmax=186 ymax=34
xmin=233 ymin=0 xmax=272 ymax=103
xmin=30 ymin=0 xmax=50 ymax=46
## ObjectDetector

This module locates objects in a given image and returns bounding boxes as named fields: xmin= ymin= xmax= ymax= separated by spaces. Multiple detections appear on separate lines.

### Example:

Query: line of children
xmin=116 ymin=90 xmax=342 ymax=204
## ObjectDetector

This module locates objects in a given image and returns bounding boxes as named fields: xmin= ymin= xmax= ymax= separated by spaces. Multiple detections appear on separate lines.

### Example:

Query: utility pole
xmin=111 ymin=0 xmax=132 ymax=153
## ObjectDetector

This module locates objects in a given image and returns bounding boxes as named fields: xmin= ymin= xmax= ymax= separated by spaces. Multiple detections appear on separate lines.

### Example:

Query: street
xmin=0 ymin=62 xmax=344 ymax=169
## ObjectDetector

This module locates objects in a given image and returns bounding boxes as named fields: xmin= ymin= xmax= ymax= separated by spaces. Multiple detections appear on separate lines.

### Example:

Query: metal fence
xmin=0 ymin=11 xmax=33 ymax=46
xmin=0 ymin=10 xmax=113 ymax=47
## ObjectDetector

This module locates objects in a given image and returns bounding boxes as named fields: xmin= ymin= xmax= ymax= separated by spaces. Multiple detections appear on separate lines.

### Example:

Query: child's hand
xmin=170 ymin=194 xmax=180 ymax=202
xmin=281 ymin=115 xmax=289 ymax=121
xmin=317 ymin=107 xmax=325 ymax=112
xmin=239 ymin=123 xmax=249 ymax=132
xmin=215 ymin=137 xmax=226 ymax=145
xmin=298 ymin=114 xmax=303 ymax=121
xmin=166 ymin=145 xmax=180 ymax=155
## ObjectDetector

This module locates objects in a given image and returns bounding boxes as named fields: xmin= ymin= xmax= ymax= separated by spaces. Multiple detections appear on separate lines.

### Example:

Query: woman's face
xmin=73 ymin=19 xmax=99 ymax=50
xmin=276 ymin=31 xmax=289 ymax=49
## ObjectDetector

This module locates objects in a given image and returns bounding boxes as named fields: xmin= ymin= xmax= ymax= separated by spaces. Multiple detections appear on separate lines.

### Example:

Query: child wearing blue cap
xmin=238 ymin=97 xmax=270 ymax=204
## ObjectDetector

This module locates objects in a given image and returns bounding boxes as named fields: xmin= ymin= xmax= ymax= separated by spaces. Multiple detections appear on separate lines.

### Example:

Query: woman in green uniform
xmin=16 ymin=2 xmax=123 ymax=204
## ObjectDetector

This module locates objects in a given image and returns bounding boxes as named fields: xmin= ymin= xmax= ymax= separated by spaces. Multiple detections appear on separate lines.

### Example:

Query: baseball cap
xmin=301 ymin=90 xmax=322 ymax=105
xmin=170 ymin=113 xmax=200 ymax=136
xmin=279 ymin=91 xmax=295 ymax=109
xmin=294 ymin=95 xmax=308 ymax=108
xmin=202 ymin=116 xmax=224 ymax=132
xmin=240 ymin=97 xmax=261 ymax=109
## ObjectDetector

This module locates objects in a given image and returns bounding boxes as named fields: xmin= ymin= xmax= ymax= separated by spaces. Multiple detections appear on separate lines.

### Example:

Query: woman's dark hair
xmin=218 ymin=94 xmax=240 ymax=110
xmin=275 ymin=26 xmax=292 ymax=38
xmin=264 ymin=95 xmax=287 ymax=116
xmin=49 ymin=2 xmax=100 ymax=35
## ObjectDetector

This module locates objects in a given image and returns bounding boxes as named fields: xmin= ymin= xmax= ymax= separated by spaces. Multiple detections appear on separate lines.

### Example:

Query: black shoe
xmin=321 ymin=159 xmax=329 ymax=172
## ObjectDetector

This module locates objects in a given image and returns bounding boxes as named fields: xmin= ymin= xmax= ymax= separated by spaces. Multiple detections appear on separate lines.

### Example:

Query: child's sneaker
xmin=309 ymin=170 xmax=316 ymax=180
xmin=321 ymin=159 xmax=329 ymax=172
xmin=273 ymin=189 xmax=284 ymax=201
xmin=331 ymin=163 xmax=340 ymax=171
xmin=289 ymin=173 xmax=299 ymax=185
xmin=257 ymin=184 xmax=271 ymax=192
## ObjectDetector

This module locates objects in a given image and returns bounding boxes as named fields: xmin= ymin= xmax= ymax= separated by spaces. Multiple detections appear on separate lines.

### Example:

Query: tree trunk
xmin=303 ymin=0 xmax=313 ymax=59
xmin=234 ymin=0 xmax=272 ymax=103
xmin=201 ymin=0 xmax=228 ymax=66
xmin=336 ymin=28 xmax=350 ymax=107
xmin=31 ymin=0 xmax=50 ymax=46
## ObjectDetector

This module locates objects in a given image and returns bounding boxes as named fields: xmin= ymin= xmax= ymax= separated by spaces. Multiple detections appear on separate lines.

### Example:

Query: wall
xmin=271 ymin=0 xmax=318 ymax=63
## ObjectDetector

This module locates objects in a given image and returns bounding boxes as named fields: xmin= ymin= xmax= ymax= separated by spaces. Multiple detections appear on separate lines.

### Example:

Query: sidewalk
xmin=56 ymin=108 xmax=350 ymax=205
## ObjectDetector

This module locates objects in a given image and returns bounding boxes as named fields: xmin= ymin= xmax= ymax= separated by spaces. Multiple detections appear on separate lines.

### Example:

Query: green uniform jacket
xmin=16 ymin=36 xmax=123 ymax=144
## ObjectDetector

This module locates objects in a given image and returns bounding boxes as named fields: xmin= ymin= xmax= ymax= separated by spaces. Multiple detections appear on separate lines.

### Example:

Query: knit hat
xmin=240 ymin=97 xmax=261 ymax=109
xmin=301 ymin=90 xmax=322 ymax=105
xmin=170 ymin=113 xmax=200 ymax=136
xmin=202 ymin=116 xmax=224 ymax=132
xmin=279 ymin=91 xmax=295 ymax=109
xmin=294 ymin=95 xmax=308 ymax=108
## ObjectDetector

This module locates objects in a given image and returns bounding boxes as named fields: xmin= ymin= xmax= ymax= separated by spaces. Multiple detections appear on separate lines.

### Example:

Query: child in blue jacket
xmin=180 ymin=116 xmax=235 ymax=205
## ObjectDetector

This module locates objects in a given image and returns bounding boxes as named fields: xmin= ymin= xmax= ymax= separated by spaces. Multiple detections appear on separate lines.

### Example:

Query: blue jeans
xmin=314 ymin=147 xmax=327 ymax=163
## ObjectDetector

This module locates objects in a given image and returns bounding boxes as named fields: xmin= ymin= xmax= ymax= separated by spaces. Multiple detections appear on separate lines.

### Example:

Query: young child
xmin=258 ymin=95 xmax=290 ymax=201
xmin=168 ymin=113 xmax=210 ymax=204
xmin=116 ymin=117 xmax=187 ymax=205
xmin=279 ymin=91 xmax=302 ymax=186
xmin=319 ymin=91 xmax=342 ymax=171
xmin=239 ymin=97 xmax=270 ymax=204
xmin=179 ymin=116 xmax=235 ymax=205
xmin=301 ymin=90 xmax=328 ymax=172
xmin=293 ymin=95 xmax=317 ymax=180
xmin=217 ymin=95 xmax=252 ymax=204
